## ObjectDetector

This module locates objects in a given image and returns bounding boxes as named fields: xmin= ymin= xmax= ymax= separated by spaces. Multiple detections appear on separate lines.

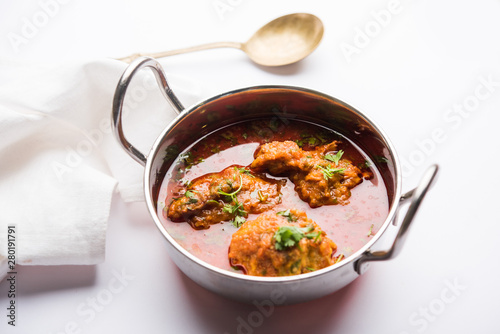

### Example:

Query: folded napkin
xmin=0 ymin=58 xmax=208 ymax=280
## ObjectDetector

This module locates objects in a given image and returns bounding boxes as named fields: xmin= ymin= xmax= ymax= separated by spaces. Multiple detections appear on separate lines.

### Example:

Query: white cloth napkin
xmin=0 ymin=58 xmax=208 ymax=280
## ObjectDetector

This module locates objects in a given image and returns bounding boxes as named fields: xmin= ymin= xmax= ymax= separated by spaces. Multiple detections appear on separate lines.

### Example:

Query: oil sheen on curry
xmin=157 ymin=119 xmax=389 ymax=277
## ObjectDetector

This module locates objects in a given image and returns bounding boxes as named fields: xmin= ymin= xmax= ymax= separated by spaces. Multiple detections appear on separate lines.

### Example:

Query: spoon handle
xmin=116 ymin=41 xmax=243 ymax=63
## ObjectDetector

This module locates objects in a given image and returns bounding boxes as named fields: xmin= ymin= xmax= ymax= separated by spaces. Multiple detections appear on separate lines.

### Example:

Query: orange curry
xmin=158 ymin=119 xmax=389 ymax=277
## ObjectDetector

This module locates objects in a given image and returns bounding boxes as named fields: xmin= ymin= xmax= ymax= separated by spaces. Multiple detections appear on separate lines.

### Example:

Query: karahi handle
xmin=355 ymin=164 xmax=439 ymax=275
xmin=112 ymin=57 xmax=184 ymax=165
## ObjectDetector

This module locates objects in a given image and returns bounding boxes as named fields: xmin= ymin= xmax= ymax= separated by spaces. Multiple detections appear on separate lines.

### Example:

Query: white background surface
xmin=1 ymin=0 xmax=500 ymax=333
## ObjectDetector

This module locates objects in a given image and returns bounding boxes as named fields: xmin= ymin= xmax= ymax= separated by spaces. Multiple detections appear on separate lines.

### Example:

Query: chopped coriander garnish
xmin=273 ymin=225 xmax=321 ymax=251
xmin=294 ymin=139 xmax=304 ymax=147
xmin=334 ymin=254 xmax=345 ymax=264
xmin=185 ymin=190 xmax=198 ymax=204
xmin=324 ymin=150 xmax=344 ymax=165
xmin=185 ymin=190 xmax=197 ymax=197
xmin=274 ymin=226 xmax=310 ymax=250
xmin=367 ymin=224 xmax=374 ymax=237
xmin=176 ymin=151 xmax=205 ymax=170
xmin=276 ymin=209 xmax=297 ymax=222
xmin=306 ymin=230 xmax=322 ymax=242
xmin=179 ymin=151 xmax=194 ymax=166
xmin=223 ymin=201 xmax=242 ymax=214
xmin=217 ymin=175 xmax=243 ymax=199
xmin=217 ymin=175 xmax=247 ymax=225
xmin=298 ymin=133 xmax=321 ymax=146
xmin=223 ymin=201 xmax=245 ymax=215
xmin=257 ymin=190 xmax=268 ymax=202
xmin=242 ymin=133 xmax=248 ymax=139
xmin=306 ymin=137 xmax=319 ymax=146
xmin=231 ymin=216 xmax=246 ymax=228
xmin=223 ymin=199 xmax=246 ymax=224
xmin=181 ymin=179 xmax=192 ymax=187
xmin=235 ymin=166 xmax=254 ymax=178
xmin=317 ymin=164 xmax=345 ymax=180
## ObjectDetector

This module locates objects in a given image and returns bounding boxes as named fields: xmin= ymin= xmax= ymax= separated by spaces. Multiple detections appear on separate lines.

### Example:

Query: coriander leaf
xmin=324 ymin=150 xmax=344 ymax=165
xmin=257 ymin=190 xmax=268 ymax=202
xmin=185 ymin=190 xmax=197 ymax=198
xmin=307 ymin=137 xmax=319 ymax=146
xmin=217 ymin=174 xmax=247 ymax=224
xmin=294 ymin=139 xmax=304 ymax=147
xmin=231 ymin=216 xmax=246 ymax=228
xmin=179 ymin=151 xmax=194 ymax=166
xmin=367 ymin=224 xmax=374 ymax=237
xmin=222 ymin=200 xmax=246 ymax=221
xmin=223 ymin=201 xmax=242 ymax=214
xmin=222 ymin=203 xmax=233 ymax=213
xmin=334 ymin=254 xmax=345 ymax=264
xmin=235 ymin=166 xmax=254 ymax=178
xmin=317 ymin=164 xmax=345 ymax=180
xmin=305 ymin=231 xmax=322 ymax=242
xmin=276 ymin=209 xmax=297 ymax=222
xmin=184 ymin=190 xmax=199 ymax=204
xmin=217 ymin=175 xmax=244 ymax=199
xmin=273 ymin=225 xmax=316 ymax=251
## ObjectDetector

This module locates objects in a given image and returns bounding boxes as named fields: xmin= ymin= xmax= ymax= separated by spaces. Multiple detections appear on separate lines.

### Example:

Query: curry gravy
xmin=157 ymin=119 xmax=389 ymax=272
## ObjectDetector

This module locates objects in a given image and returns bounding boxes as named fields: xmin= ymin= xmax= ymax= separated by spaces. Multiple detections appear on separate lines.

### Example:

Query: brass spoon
xmin=117 ymin=13 xmax=324 ymax=66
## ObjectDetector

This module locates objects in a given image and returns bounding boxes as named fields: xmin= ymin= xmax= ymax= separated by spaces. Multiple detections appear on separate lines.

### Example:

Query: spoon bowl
xmin=117 ymin=13 xmax=324 ymax=66
xmin=243 ymin=13 xmax=324 ymax=66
